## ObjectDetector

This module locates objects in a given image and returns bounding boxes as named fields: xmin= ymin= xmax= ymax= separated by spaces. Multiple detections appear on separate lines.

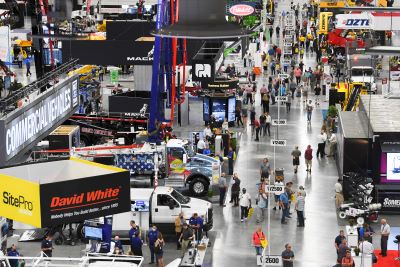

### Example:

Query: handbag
xmin=257 ymin=232 xmax=268 ymax=248
xmin=247 ymin=207 xmax=254 ymax=218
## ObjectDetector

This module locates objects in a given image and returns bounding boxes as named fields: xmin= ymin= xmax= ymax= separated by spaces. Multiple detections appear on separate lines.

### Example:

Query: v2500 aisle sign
xmin=0 ymin=76 xmax=79 ymax=166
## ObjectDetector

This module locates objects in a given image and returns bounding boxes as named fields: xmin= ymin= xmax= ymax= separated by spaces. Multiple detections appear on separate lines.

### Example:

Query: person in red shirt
xmin=254 ymin=118 xmax=261 ymax=141
xmin=276 ymin=47 xmax=282 ymax=61
xmin=341 ymin=250 xmax=354 ymax=267
xmin=252 ymin=227 xmax=266 ymax=256
xmin=304 ymin=145 xmax=313 ymax=173
xmin=294 ymin=67 xmax=302 ymax=85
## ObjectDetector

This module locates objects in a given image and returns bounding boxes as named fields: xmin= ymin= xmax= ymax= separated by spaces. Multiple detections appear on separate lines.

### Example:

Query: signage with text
xmin=272 ymin=119 xmax=287 ymax=126
xmin=266 ymin=185 xmax=285 ymax=194
xmin=376 ymin=190 xmax=400 ymax=213
xmin=0 ymin=76 xmax=79 ymax=166
xmin=229 ymin=4 xmax=255 ymax=16
xmin=257 ymin=255 xmax=282 ymax=266
xmin=276 ymin=96 xmax=288 ymax=102
xmin=319 ymin=12 xmax=333 ymax=34
xmin=271 ymin=139 xmax=287 ymax=147
xmin=192 ymin=60 xmax=215 ymax=82
xmin=202 ymin=80 xmax=238 ymax=90
xmin=335 ymin=14 xmax=372 ymax=29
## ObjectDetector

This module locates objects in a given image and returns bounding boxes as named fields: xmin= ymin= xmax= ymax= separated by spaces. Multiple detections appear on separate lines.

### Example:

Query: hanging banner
xmin=319 ymin=12 xmax=333 ymax=34
xmin=229 ymin=4 xmax=255 ymax=16
xmin=0 ymin=26 xmax=10 ymax=62
xmin=335 ymin=13 xmax=372 ymax=30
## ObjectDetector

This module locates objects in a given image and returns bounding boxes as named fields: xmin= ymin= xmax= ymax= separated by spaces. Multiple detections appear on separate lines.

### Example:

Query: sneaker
xmin=241 ymin=219 xmax=244 ymax=222
xmin=281 ymin=221 xmax=288 ymax=224
xmin=273 ymin=207 xmax=276 ymax=211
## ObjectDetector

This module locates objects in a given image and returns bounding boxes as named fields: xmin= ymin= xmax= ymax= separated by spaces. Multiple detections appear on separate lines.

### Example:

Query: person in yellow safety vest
xmin=307 ymin=33 xmax=313 ymax=40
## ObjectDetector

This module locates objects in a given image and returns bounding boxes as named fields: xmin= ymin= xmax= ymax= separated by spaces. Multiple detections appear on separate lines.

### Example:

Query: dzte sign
xmin=229 ymin=4 xmax=255 ymax=16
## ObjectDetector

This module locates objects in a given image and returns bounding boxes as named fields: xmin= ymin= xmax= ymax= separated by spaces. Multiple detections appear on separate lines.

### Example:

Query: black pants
xmin=297 ymin=210 xmax=305 ymax=226
xmin=240 ymin=206 xmax=249 ymax=219
xmin=236 ymin=116 xmax=243 ymax=126
xmin=265 ymin=123 xmax=271 ymax=136
xmin=286 ymin=102 xmax=291 ymax=112
xmin=262 ymin=101 xmax=269 ymax=113
xmin=18 ymin=61 xmax=22 ymax=68
xmin=228 ymin=159 xmax=233 ymax=175
xmin=381 ymin=235 xmax=388 ymax=256
xmin=26 ymin=68 xmax=31 ymax=76
xmin=231 ymin=192 xmax=239 ymax=206
xmin=176 ymin=232 xmax=182 ymax=249
xmin=317 ymin=143 xmax=325 ymax=158
xmin=255 ymin=127 xmax=260 ymax=141
xmin=219 ymin=187 xmax=226 ymax=206
xmin=246 ymin=93 xmax=253 ymax=104
xmin=296 ymin=76 xmax=301 ymax=84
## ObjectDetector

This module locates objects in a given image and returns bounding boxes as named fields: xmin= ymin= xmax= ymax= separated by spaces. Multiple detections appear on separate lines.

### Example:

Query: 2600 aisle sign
xmin=257 ymin=255 xmax=282 ymax=266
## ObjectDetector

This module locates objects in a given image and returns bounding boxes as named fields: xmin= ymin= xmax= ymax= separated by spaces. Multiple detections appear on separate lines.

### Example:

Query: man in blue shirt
xmin=7 ymin=244 xmax=19 ymax=267
xmin=113 ymin=236 xmax=124 ymax=254
xmin=189 ymin=213 xmax=203 ymax=243
xmin=129 ymin=220 xmax=140 ymax=253
xmin=147 ymin=225 xmax=159 ymax=264
xmin=279 ymin=187 xmax=291 ymax=224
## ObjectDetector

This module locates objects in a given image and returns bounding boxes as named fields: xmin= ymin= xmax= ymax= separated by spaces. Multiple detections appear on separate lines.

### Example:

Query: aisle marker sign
xmin=266 ymin=185 xmax=285 ymax=194
xmin=257 ymin=255 xmax=282 ymax=266
xmin=271 ymin=139 xmax=287 ymax=146
xmin=276 ymin=96 xmax=288 ymax=102
xmin=272 ymin=119 xmax=287 ymax=126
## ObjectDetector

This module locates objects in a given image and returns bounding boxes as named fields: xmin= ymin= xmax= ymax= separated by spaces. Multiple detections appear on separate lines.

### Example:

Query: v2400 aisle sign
xmin=229 ymin=4 xmax=255 ymax=16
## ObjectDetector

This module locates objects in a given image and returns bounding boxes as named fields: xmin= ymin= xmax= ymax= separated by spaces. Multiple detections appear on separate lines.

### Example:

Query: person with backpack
xmin=304 ymin=145 xmax=313 ymax=173
xmin=291 ymin=146 xmax=301 ymax=174
xmin=154 ymin=233 xmax=165 ymax=266
xmin=179 ymin=224 xmax=193 ymax=257
xmin=230 ymin=173 xmax=241 ymax=206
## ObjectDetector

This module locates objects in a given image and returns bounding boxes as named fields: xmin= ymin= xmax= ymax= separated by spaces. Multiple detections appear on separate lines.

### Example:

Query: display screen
xmin=85 ymin=226 xmax=103 ymax=240
xmin=212 ymin=99 xmax=226 ymax=122
xmin=131 ymin=200 xmax=150 ymax=212
xmin=386 ymin=153 xmax=400 ymax=181
xmin=228 ymin=97 xmax=236 ymax=122
xmin=203 ymin=97 xmax=210 ymax=121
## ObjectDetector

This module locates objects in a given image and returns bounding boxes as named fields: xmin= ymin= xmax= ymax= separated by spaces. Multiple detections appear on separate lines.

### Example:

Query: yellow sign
xmin=319 ymin=1 xmax=345 ymax=8
xmin=319 ymin=12 xmax=333 ymax=34
xmin=0 ymin=174 xmax=41 ymax=227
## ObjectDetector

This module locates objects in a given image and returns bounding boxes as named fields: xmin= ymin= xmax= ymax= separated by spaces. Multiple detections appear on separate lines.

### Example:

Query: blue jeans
xmin=281 ymin=203 xmax=289 ymax=223
xmin=255 ymin=246 xmax=263 ymax=256
xmin=307 ymin=111 xmax=312 ymax=121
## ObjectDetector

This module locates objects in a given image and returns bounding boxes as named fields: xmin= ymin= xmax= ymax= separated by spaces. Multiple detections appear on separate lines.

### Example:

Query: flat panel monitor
xmin=131 ymin=200 xmax=150 ymax=212
xmin=386 ymin=153 xmax=400 ymax=181
xmin=212 ymin=99 xmax=226 ymax=122
xmin=227 ymin=97 xmax=236 ymax=122
xmin=84 ymin=226 xmax=103 ymax=241
xmin=203 ymin=97 xmax=210 ymax=121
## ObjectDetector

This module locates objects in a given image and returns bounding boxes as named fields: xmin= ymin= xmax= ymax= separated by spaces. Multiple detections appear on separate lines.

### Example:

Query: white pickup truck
xmin=112 ymin=186 xmax=213 ymax=235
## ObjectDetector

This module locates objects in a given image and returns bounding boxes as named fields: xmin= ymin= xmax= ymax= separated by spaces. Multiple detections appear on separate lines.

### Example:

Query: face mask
xmin=152 ymin=228 xmax=156 ymax=231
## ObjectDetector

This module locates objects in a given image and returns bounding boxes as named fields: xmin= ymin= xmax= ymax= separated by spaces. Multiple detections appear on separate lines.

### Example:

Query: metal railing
xmin=0 ymin=58 xmax=79 ymax=115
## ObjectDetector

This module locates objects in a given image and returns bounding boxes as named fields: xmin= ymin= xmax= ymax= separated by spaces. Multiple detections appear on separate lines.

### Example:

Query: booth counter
xmin=0 ymin=158 xmax=130 ymax=227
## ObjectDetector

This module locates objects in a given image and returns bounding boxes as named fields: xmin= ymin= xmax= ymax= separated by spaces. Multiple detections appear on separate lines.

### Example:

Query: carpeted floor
xmin=374 ymin=250 xmax=400 ymax=267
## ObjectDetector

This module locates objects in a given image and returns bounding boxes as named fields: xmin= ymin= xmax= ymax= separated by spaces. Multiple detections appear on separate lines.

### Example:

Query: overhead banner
xmin=335 ymin=13 xmax=372 ymax=29
xmin=0 ymin=76 xmax=79 ymax=166
xmin=0 ymin=158 xmax=131 ymax=227
xmin=319 ymin=12 xmax=332 ymax=34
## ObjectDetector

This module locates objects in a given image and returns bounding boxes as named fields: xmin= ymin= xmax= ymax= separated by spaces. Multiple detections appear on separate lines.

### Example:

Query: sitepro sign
xmin=0 ymin=76 xmax=79 ymax=166
xmin=335 ymin=14 xmax=372 ymax=30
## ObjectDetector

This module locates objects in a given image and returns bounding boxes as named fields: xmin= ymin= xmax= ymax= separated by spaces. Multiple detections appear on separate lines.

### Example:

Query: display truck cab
xmin=112 ymin=187 xmax=213 ymax=235
xmin=350 ymin=66 xmax=377 ymax=93
xmin=164 ymin=139 xmax=221 ymax=196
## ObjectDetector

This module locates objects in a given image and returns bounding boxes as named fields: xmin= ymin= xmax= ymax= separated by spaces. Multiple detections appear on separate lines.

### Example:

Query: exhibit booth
xmin=337 ymin=95 xmax=400 ymax=214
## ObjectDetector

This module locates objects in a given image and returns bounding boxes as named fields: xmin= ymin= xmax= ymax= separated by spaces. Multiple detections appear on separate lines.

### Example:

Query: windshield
xmin=184 ymin=144 xmax=196 ymax=157
xmin=171 ymin=189 xmax=190 ymax=204
xmin=351 ymin=68 xmax=373 ymax=76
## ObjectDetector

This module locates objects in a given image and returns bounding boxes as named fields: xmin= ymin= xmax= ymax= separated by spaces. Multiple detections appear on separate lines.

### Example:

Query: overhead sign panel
xmin=0 ymin=76 xmax=79 ymax=166
xmin=229 ymin=4 xmax=255 ymax=16
xmin=335 ymin=14 xmax=372 ymax=30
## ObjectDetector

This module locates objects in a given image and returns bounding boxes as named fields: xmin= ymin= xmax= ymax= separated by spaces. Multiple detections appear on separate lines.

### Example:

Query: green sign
xmin=110 ymin=69 xmax=119 ymax=83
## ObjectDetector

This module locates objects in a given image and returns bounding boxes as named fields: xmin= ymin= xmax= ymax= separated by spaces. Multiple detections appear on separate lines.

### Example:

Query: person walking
xmin=304 ymin=145 xmax=313 ymax=173
xmin=338 ymin=239 xmax=350 ymax=262
xmin=291 ymin=146 xmax=301 ymax=173
xmin=154 ymin=233 xmax=165 ymax=267
xmin=179 ymin=223 xmax=194 ymax=257
xmin=242 ymin=103 xmax=248 ymax=127
xmin=260 ymin=158 xmax=271 ymax=179
xmin=281 ymin=243 xmax=295 ymax=267
xmin=316 ymin=130 xmax=327 ymax=158
xmin=328 ymin=132 xmax=337 ymax=157
xmin=254 ymin=117 xmax=260 ymax=141
xmin=129 ymin=220 xmax=141 ymax=253
xmin=26 ymin=58 xmax=32 ymax=77
xmin=279 ymin=187 xmax=291 ymax=224
xmin=286 ymin=92 xmax=292 ymax=112
xmin=239 ymin=188 xmax=252 ymax=222
xmin=256 ymin=179 xmax=268 ymax=223
xmin=131 ymin=232 xmax=143 ymax=256
xmin=99 ymin=66 xmax=104 ymax=81
xmin=147 ymin=225 xmax=158 ymax=263
xmin=295 ymin=191 xmax=305 ymax=227
xmin=294 ymin=67 xmax=302 ymax=85
xmin=275 ymin=25 xmax=280 ymax=38
xmin=175 ymin=213 xmax=184 ymax=250
xmin=273 ymin=178 xmax=284 ymax=210
xmin=262 ymin=93 xmax=270 ymax=114
xmin=218 ymin=172 xmax=227 ymax=207
xmin=341 ymin=250 xmax=354 ymax=267
xmin=306 ymin=99 xmax=313 ymax=123
xmin=17 ymin=52 xmax=23 ymax=68
xmin=230 ymin=173 xmax=241 ymax=206
xmin=259 ymin=113 xmax=266 ymax=137
xmin=235 ymin=106 xmax=243 ymax=127
xmin=334 ymin=230 xmax=346 ymax=254
xmin=265 ymin=112 xmax=271 ymax=137
xmin=380 ymin=218 xmax=390 ymax=257
xmin=252 ymin=227 xmax=267 ymax=256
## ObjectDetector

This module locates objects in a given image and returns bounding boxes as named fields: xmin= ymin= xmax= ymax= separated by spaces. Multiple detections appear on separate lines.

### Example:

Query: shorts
xmin=274 ymin=194 xmax=280 ymax=202
xmin=293 ymin=157 xmax=299 ymax=166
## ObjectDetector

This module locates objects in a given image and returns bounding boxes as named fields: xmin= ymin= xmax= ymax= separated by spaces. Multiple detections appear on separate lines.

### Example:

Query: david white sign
xmin=271 ymin=139 xmax=287 ymax=146
xmin=335 ymin=14 xmax=372 ymax=29
xmin=0 ymin=76 xmax=79 ymax=164
xmin=272 ymin=119 xmax=287 ymax=126
xmin=257 ymin=255 xmax=282 ymax=266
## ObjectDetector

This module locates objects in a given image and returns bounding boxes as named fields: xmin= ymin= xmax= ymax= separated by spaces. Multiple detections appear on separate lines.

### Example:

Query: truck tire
xmin=189 ymin=177 xmax=209 ymax=197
